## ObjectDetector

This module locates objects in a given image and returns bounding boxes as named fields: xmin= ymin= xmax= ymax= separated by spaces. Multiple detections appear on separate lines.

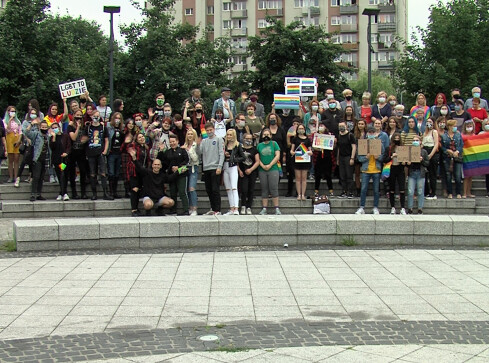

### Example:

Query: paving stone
xmin=56 ymin=219 xmax=99 ymax=241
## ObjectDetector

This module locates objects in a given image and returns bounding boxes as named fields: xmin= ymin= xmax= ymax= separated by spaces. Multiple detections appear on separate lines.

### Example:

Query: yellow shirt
xmin=366 ymin=155 xmax=380 ymax=174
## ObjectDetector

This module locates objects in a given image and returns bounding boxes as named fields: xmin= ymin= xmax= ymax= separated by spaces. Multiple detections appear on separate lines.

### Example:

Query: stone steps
xmin=13 ymin=214 xmax=489 ymax=251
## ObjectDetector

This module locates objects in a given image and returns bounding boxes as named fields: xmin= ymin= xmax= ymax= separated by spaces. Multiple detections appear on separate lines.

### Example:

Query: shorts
xmin=143 ymin=195 xmax=170 ymax=206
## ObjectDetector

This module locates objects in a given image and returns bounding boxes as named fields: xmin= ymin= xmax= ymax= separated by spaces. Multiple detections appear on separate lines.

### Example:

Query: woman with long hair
xmin=67 ymin=109 xmax=89 ymax=199
xmin=183 ymin=128 xmax=199 ymax=216
xmin=3 ymin=106 xmax=22 ymax=183
xmin=353 ymin=119 xmax=367 ymax=196
xmin=223 ymin=128 xmax=245 ymax=215
xmin=106 ymin=112 xmax=125 ymax=198
xmin=290 ymin=124 xmax=313 ymax=200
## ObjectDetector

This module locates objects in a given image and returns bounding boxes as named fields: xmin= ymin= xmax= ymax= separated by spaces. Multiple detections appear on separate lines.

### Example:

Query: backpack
xmin=312 ymin=194 xmax=331 ymax=214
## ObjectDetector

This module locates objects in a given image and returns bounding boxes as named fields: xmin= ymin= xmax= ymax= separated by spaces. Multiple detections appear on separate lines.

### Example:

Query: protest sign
xmin=285 ymin=77 xmax=317 ymax=96
xmin=313 ymin=133 xmax=335 ymax=150
xmin=357 ymin=139 xmax=382 ymax=156
xmin=397 ymin=146 xmax=421 ymax=163
xmin=274 ymin=94 xmax=300 ymax=110
xmin=59 ymin=79 xmax=88 ymax=99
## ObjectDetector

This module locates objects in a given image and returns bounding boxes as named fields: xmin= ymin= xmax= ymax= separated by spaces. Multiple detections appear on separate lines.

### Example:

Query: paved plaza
xmin=0 ymin=248 xmax=488 ymax=361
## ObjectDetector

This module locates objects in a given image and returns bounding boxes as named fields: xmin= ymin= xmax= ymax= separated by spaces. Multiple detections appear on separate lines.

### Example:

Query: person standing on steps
xmin=82 ymin=110 xmax=113 ymax=200
xmin=24 ymin=119 xmax=49 ymax=202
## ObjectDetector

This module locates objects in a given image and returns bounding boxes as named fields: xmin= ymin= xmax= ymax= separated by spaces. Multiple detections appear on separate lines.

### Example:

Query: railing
xmin=339 ymin=5 xmax=358 ymax=14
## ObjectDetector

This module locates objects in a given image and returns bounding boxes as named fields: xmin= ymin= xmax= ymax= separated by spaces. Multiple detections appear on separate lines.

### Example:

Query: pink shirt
xmin=5 ymin=120 xmax=22 ymax=135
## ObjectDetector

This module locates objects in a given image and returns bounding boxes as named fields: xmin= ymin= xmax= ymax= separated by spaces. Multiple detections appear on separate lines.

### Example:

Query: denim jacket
xmin=357 ymin=136 xmax=385 ymax=172
xmin=440 ymin=132 xmax=463 ymax=161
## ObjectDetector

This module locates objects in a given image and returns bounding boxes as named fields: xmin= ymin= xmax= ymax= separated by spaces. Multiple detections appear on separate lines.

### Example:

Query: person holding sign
xmin=401 ymin=116 xmax=420 ymax=148
xmin=406 ymin=135 xmax=430 ymax=214
xmin=337 ymin=121 xmax=356 ymax=199
xmin=291 ymin=124 xmax=313 ymax=201
xmin=355 ymin=124 xmax=385 ymax=215
xmin=312 ymin=124 xmax=334 ymax=197
xmin=386 ymin=133 xmax=407 ymax=215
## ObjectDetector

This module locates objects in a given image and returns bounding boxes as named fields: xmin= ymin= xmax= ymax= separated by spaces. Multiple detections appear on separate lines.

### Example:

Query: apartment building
xmin=0 ymin=0 xmax=9 ymax=12
xmin=164 ymin=0 xmax=408 ymax=79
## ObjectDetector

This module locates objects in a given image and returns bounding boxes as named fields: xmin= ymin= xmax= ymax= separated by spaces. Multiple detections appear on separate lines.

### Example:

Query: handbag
xmin=19 ymin=137 xmax=29 ymax=154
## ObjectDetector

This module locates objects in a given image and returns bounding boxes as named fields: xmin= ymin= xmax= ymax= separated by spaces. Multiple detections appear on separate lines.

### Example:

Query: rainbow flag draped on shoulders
xmin=462 ymin=132 xmax=489 ymax=177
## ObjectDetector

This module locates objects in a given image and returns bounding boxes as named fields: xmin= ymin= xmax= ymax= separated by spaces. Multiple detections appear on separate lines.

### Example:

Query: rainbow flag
xmin=302 ymin=78 xmax=316 ymax=84
xmin=299 ymin=143 xmax=308 ymax=154
xmin=462 ymin=132 xmax=489 ymax=177
xmin=381 ymin=161 xmax=392 ymax=181
xmin=277 ymin=161 xmax=283 ymax=177
xmin=274 ymin=94 xmax=300 ymax=110
xmin=201 ymin=126 xmax=208 ymax=139
xmin=286 ymin=85 xmax=300 ymax=95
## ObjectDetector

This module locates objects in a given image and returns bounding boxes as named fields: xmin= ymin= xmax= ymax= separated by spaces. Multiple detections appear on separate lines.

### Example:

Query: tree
xmin=394 ymin=0 xmax=489 ymax=105
xmin=119 ymin=0 xmax=232 ymax=115
xmin=243 ymin=17 xmax=349 ymax=110
xmin=349 ymin=70 xmax=397 ymax=100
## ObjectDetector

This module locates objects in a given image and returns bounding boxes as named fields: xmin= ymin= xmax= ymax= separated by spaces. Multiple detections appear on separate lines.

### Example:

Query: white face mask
xmin=9 ymin=111 xmax=16 ymax=117
xmin=440 ymin=109 xmax=448 ymax=116
xmin=378 ymin=97 xmax=386 ymax=103
xmin=466 ymin=127 xmax=474 ymax=132
xmin=485 ymin=124 xmax=489 ymax=131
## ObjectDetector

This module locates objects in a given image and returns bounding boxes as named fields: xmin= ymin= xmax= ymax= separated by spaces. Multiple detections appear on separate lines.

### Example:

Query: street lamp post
xmin=362 ymin=8 xmax=380 ymax=94
xmin=103 ymin=6 xmax=120 ymax=109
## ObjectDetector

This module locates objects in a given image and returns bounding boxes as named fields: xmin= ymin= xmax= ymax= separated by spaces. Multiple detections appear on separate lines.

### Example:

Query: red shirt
xmin=467 ymin=108 xmax=487 ymax=134
xmin=361 ymin=106 xmax=372 ymax=124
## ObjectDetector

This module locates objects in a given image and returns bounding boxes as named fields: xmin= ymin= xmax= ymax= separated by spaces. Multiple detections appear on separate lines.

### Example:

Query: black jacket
xmin=158 ymin=146 xmax=189 ymax=176
xmin=227 ymin=143 xmax=246 ymax=167
xmin=134 ymin=160 xmax=178 ymax=199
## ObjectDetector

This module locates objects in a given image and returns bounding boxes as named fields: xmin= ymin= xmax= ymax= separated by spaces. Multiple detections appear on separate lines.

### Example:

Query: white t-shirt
xmin=214 ymin=120 xmax=227 ymax=139
xmin=97 ymin=105 xmax=112 ymax=122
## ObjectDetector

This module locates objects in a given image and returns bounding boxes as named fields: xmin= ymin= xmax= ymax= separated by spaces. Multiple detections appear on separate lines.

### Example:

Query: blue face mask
xmin=53 ymin=128 xmax=59 ymax=134
xmin=412 ymin=141 xmax=420 ymax=147
xmin=367 ymin=134 xmax=376 ymax=139
xmin=474 ymin=92 xmax=481 ymax=98
xmin=454 ymin=105 xmax=461 ymax=111
xmin=452 ymin=126 xmax=458 ymax=132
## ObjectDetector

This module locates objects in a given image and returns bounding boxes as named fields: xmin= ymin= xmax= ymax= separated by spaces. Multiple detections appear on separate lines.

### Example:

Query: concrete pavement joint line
xmin=277 ymin=252 xmax=306 ymax=322
xmin=1 ymin=321 xmax=489 ymax=361
xmin=244 ymin=253 xmax=257 ymax=323
xmin=155 ymin=253 xmax=182 ymax=329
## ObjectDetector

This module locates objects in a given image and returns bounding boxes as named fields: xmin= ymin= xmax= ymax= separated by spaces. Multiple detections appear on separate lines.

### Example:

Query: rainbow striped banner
xmin=299 ymin=143 xmax=308 ymax=154
xmin=462 ymin=132 xmax=489 ymax=177
xmin=302 ymin=78 xmax=316 ymax=84
xmin=274 ymin=94 xmax=300 ymax=109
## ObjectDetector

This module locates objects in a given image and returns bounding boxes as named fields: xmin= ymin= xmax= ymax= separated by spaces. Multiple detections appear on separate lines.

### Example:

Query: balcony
xmin=378 ymin=22 xmax=396 ymax=32
xmin=377 ymin=60 xmax=394 ymax=69
xmin=267 ymin=8 xmax=283 ymax=17
xmin=379 ymin=2 xmax=396 ymax=13
xmin=340 ymin=5 xmax=358 ymax=15
xmin=232 ymin=64 xmax=248 ymax=72
xmin=231 ymin=46 xmax=247 ymax=55
xmin=231 ymin=9 xmax=247 ymax=18
xmin=340 ymin=23 xmax=358 ymax=32
xmin=230 ymin=28 xmax=248 ymax=36
xmin=302 ymin=6 xmax=320 ymax=15
xmin=342 ymin=42 xmax=359 ymax=51
xmin=338 ymin=61 xmax=358 ymax=68
xmin=378 ymin=41 xmax=395 ymax=50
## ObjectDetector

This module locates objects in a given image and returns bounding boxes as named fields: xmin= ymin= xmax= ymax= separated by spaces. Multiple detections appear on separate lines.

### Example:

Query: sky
xmin=47 ymin=0 xmax=444 ymax=44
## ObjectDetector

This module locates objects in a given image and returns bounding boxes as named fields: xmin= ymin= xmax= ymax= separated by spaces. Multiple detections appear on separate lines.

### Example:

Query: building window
xmin=369 ymin=0 xmax=379 ymax=4
xmin=223 ymin=2 xmax=231 ymax=11
xmin=232 ymin=19 xmax=246 ymax=29
xmin=341 ymin=34 xmax=357 ymax=43
xmin=331 ymin=16 xmax=341 ymax=25
xmin=294 ymin=0 xmax=304 ymax=7
xmin=185 ymin=8 xmax=193 ymax=16
xmin=223 ymin=20 xmax=231 ymax=29
xmin=258 ymin=19 xmax=272 ymax=28
xmin=232 ymin=37 xmax=247 ymax=49
xmin=331 ymin=0 xmax=340 ymax=6
xmin=341 ymin=15 xmax=356 ymax=25
xmin=233 ymin=2 xmax=247 ymax=10
xmin=379 ymin=14 xmax=395 ymax=23
xmin=332 ymin=35 xmax=340 ymax=44
xmin=207 ymin=6 xmax=214 ymax=15
xmin=371 ymin=34 xmax=378 ymax=43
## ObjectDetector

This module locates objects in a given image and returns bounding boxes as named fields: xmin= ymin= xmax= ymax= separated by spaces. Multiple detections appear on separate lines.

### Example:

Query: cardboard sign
xmin=59 ymin=79 xmax=88 ymax=99
xmin=357 ymin=139 xmax=382 ymax=156
xmin=396 ymin=146 xmax=421 ymax=163
xmin=285 ymin=77 xmax=317 ymax=96
xmin=313 ymin=133 xmax=335 ymax=150
xmin=274 ymin=94 xmax=300 ymax=110
xmin=295 ymin=143 xmax=311 ymax=163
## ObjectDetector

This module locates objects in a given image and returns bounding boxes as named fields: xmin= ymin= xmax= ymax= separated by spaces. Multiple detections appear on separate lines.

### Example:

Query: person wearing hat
xmin=211 ymin=87 xmax=237 ymax=125
xmin=240 ymin=92 xmax=265 ymax=118
xmin=450 ymin=99 xmax=471 ymax=132
xmin=355 ymin=124 xmax=385 ymax=215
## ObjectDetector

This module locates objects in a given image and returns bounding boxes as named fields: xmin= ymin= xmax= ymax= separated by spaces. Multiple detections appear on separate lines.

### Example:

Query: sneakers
xmin=240 ymin=206 xmax=246 ymax=215
xmin=56 ymin=195 xmax=62 ymax=201
xmin=338 ymin=192 xmax=347 ymax=199
xmin=214 ymin=211 xmax=221 ymax=216
xmin=246 ymin=207 xmax=252 ymax=215
xmin=390 ymin=207 xmax=396 ymax=215
xmin=372 ymin=207 xmax=380 ymax=215
xmin=259 ymin=208 xmax=267 ymax=215
xmin=233 ymin=210 xmax=239 ymax=215
xmin=36 ymin=195 xmax=46 ymax=201
xmin=131 ymin=210 xmax=141 ymax=217
xmin=190 ymin=210 xmax=198 ymax=216
xmin=400 ymin=208 xmax=407 ymax=215
xmin=407 ymin=208 xmax=413 ymax=214
xmin=355 ymin=207 xmax=365 ymax=215
xmin=49 ymin=175 xmax=56 ymax=183
xmin=347 ymin=193 xmax=354 ymax=199
xmin=418 ymin=209 xmax=423 ymax=214
xmin=29 ymin=195 xmax=35 ymax=202
xmin=14 ymin=177 xmax=20 ymax=188
xmin=63 ymin=194 xmax=70 ymax=201
xmin=275 ymin=208 xmax=282 ymax=215
xmin=223 ymin=211 xmax=234 ymax=216
xmin=204 ymin=210 xmax=215 ymax=215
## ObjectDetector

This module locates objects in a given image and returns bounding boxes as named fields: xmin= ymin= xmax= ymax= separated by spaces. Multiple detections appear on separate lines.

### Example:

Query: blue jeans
xmin=107 ymin=153 xmax=121 ymax=178
xmin=187 ymin=166 xmax=198 ymax=208
xmin=360 ymin=172 xmax=380 ymax=208
xmin=444 ymin=159 xmax=462 ymax=196
xmin=407 ymin=170 xmax=425 ymax=210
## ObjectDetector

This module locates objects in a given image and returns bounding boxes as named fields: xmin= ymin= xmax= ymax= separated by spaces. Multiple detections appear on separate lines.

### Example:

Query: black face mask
xmin=40 ymin=129 xmax=48 ymax=134
xmin=345 ymin=96 xmax=352 ymax=101
xmin=394 ymin=139 xmax=401 ymax=146
xmin=263 ymin=136 xmax=271 ymax=141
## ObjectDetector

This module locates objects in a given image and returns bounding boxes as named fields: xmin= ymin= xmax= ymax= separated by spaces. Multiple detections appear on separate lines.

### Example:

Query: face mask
xmin=115 ymin=120 xmax=121 ymax=126
xmin=440 ymin=109 xmax=448 ymax=116
xmin=250 ymin=96 xmax=258 ymax=102
xmin=92 ymin=117 xmax=100 ymax=122
xmin=238 ymin=121 xmax=245 ymax=127
xmin=297 ymin=130 xmax=305 ymax=135
xmin=367 ymin=134 xmax=376 ymax=139
xmin=244 ymin=140 xmax=252 ymax=146
xmin=29 ymin=114 xmax=36 ymax=120
xmin=379 ymin=97 xmax=386 ymax=103
xmin=389 ymin=100 xmax=396 ymax=106
xmin=263 ymin=136 xmax=271 ymax=141
xmin=328 ymin=103 xmax=336 ymax=109
xmin=466 ymin=127 xmax=474 ymax=132
xmin=247 ymin=110 xmax=253 ymax=115
xmin=156 ymin=99 xmax=164 ymax=107
xmin=269 ymin=118 xmax=277 ymax=125
xmin=439 ymin=123 xmax=445 ymax=129
xmin=345 ymin=96 xmax=352 ymax=101
xmin=454 ymin=106 xmax=461 ymax=111
xmin=452 ymin=126 xmax=458 ymax=132
xmin=426 ymin=123 xmax=433 ymax=129
xmin=396 ymin=111 xmax=403 ymax=117
xmin=311 ymin=105 xmax=318 ymax=112
xmin=195 ymin=109 xmax=202 ymax=113
xmin=282 ymin=109 xmax=290 ymax=116
xmin=53 ymin=128 xmax=59 ymax=134
xmin=207 ymin=131 xmax=214 ymax=138
xmin=339 ymin=126 xmax=346 ymax=132
xmin=327 ymin=94 xmax=334 ymax=100
xmin=474 ymin=92 xmax=481 ymax=98
xmin=41 ymin=129 xmax=48 ymax=134
xmin=412 ymin=141 xmax=420 ymax=147
xmin=136 ymin=121 xmax=142 ymax=127
xmin=346 ymin=112 xmax=352 ymax=116
xmin=485 ymin=124 xmax=489 ymax=131
xmin=394 ymin=139 xmax=401 ymax=146
xmin=9 ymin=111 xmax=15 ymax=117
xmin=164 ymin=111 xmax=171 ymax=117
xmin=318 ymin=126 xmax=326 ymax=133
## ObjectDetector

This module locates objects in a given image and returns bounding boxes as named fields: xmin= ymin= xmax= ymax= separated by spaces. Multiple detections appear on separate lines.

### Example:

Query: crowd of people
xmin=1 ymin=85 xmax=488 ymax=216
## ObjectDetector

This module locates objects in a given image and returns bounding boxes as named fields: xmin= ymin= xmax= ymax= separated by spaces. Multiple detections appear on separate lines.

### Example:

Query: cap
xmin=367 ymin=124 xmax=376 ymax=133
xmin=221 ymin=87 xmax=231 ymax=92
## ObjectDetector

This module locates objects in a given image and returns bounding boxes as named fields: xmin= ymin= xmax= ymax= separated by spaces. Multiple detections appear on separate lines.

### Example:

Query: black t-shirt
xmin=240 ymin=146 xmax=258 ymax=171
xmin=291 ymin=136 xmax=312 ymax=152
xmin=67 ymin=124 xmax=84 ymax=150
xmin=84 ymin=123 xmax=106 ymax=157
xmin=111 ymin=129 xmax=124 ymax=154
xmin=337 ymin=132 xmax=356 ymax=157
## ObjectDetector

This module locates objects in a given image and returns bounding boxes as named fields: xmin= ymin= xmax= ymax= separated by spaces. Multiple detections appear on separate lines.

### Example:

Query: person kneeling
xmin=128 ymin=149 xmax=179 ymax=216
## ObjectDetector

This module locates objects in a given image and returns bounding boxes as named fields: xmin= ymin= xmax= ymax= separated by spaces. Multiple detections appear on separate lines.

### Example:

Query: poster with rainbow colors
xmin=285 ymin=77 xmax=317 ymax=96
xmin=462 ymin=132 xmax=489 ymax=177
xmin=274 ymin=94 xmax=300 ymax=110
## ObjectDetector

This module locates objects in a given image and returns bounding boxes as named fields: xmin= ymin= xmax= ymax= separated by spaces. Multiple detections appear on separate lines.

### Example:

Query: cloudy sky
xmin=48 ymin=0 xmax=445 ymax=44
